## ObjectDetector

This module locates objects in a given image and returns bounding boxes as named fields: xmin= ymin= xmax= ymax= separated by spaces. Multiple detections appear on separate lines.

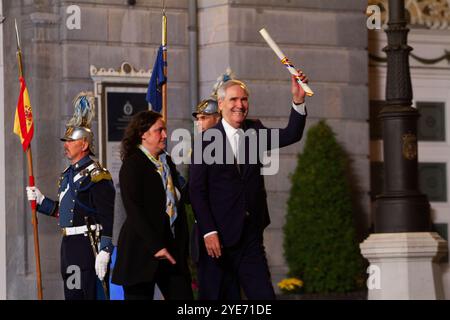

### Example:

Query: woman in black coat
xmin=111 ymin=110 xmax=193 ymax=300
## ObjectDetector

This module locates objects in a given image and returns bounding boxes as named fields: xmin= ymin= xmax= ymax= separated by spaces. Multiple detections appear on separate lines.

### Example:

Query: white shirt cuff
xmin=292 ymin=102 xmax=306 ymax=115
xmin=204 ymin=231 xmax=218 ymax=238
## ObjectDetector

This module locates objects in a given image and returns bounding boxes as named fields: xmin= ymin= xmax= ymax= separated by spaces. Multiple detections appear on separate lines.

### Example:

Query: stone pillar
xmin=360 ymin=233 xmax=447 ymax=299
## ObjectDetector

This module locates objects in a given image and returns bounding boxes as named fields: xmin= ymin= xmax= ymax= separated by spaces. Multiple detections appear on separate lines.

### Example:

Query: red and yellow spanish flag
xmin=13 ymin=76 xmax=34 ymax=151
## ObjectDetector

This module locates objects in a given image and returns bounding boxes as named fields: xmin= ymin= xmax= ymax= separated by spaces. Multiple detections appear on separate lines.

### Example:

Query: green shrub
xmin=283 ymin=120 xmax=364 ymax=293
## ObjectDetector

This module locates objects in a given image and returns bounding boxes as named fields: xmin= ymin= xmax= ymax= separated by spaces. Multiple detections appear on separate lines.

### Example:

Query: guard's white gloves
xmin=26 ymin=186 xmax=45 ymax=205
xmin=95 ymin=250 xmax=110 ymax=281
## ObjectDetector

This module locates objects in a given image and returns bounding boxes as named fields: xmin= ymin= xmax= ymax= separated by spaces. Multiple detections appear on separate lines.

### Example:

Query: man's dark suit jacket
xmin=189 ymin=108 xmax=306 ymax=247
xmin=111 ymin=149 xmax=190 ymax=286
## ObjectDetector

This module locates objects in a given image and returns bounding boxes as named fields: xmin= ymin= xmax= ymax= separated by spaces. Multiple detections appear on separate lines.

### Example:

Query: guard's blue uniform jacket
xmin=37 ymin=155 xmax=115 ymax=299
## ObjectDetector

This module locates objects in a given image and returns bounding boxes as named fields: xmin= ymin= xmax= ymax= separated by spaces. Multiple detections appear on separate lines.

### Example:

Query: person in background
xmin=192 ymin=98 xmax=221 ymax=133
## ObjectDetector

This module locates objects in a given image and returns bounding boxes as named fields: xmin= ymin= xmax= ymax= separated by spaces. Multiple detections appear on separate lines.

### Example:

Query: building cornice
xmin=369 ymin=0 xmax=450 ymax=30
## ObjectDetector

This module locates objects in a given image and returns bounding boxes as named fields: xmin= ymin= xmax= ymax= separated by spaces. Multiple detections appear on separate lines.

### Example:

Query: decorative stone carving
xmin=369 ymin=0 xmax=450 ymax=29
xmin=90 ymin=62 xmax=151 ymax=79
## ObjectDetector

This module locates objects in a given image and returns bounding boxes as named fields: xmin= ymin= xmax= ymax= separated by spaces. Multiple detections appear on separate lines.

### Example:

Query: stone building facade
xmin=0 ymin=0 xmax=369 ymax=299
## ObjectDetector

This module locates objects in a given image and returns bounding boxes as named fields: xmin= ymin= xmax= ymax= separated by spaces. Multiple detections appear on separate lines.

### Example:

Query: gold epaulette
xmin=89 ymin=162 xmax=112 ymax=183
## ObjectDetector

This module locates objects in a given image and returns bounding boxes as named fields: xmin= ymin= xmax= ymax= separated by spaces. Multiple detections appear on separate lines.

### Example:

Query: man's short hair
xmin=216 ymin=79 xmax=249 ymax=100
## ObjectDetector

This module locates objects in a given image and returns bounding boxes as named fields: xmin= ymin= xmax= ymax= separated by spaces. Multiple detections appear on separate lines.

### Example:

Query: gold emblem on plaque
xmin=402 ymin=133 xmax=417 ymax=160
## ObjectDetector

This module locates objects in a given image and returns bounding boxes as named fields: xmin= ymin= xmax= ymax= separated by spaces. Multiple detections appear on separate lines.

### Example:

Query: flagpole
xmin=15 ymin=19 xmax=43 ymax=300
xmin=162 ymin=7 xmax=167 ymax=123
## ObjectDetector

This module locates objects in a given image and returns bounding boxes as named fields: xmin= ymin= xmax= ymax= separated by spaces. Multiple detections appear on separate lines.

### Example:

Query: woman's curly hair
xmin=120 ymin=110 xmax=162 ymax=160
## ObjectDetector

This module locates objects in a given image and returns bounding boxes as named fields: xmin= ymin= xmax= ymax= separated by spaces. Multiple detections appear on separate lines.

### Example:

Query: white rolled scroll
xmin=259 ymin=28 xmax=314 ymax=97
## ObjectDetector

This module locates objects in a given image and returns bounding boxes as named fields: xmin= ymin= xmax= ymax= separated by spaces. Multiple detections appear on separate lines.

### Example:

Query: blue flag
xmin=146 ymin=45 xmax=166 ymax=113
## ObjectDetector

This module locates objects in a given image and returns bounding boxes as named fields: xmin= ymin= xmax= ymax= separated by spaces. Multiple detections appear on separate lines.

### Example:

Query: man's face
xmin=141 ymin=118 xmax=167 ymax=156
xmin=64 ymin=139 xmax=89 ymax=163
xmin=218 ymin=84 xmax=249 ymax=129
xmin=195 ymin=113 xmax=220 ymax=132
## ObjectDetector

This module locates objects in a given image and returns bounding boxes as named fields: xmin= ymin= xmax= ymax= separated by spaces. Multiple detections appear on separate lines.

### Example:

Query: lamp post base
xmin=360 ymin=232 xmax=447 ymax=300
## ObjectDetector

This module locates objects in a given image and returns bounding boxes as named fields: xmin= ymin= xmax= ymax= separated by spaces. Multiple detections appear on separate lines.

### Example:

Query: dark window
xmin=417 ymin=101 xmax=446 ymax=142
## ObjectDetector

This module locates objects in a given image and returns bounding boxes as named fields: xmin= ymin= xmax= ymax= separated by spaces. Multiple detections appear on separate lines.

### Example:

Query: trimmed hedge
xmin=283 ymin=120 xmax=364 ymax=293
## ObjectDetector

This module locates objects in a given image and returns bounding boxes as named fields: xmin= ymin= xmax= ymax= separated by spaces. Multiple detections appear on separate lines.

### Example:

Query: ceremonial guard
xmin=26 ymin=92 xmax=115 ymax=300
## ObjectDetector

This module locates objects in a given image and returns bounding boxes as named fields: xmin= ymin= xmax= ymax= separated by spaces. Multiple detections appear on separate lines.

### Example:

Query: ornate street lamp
xmin=374 ymin=0 xmax=431 ymax=232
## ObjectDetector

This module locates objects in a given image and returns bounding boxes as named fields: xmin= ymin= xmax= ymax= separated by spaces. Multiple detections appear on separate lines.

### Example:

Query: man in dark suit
xmin=189 ymin=72 xmax=309 ymax=300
